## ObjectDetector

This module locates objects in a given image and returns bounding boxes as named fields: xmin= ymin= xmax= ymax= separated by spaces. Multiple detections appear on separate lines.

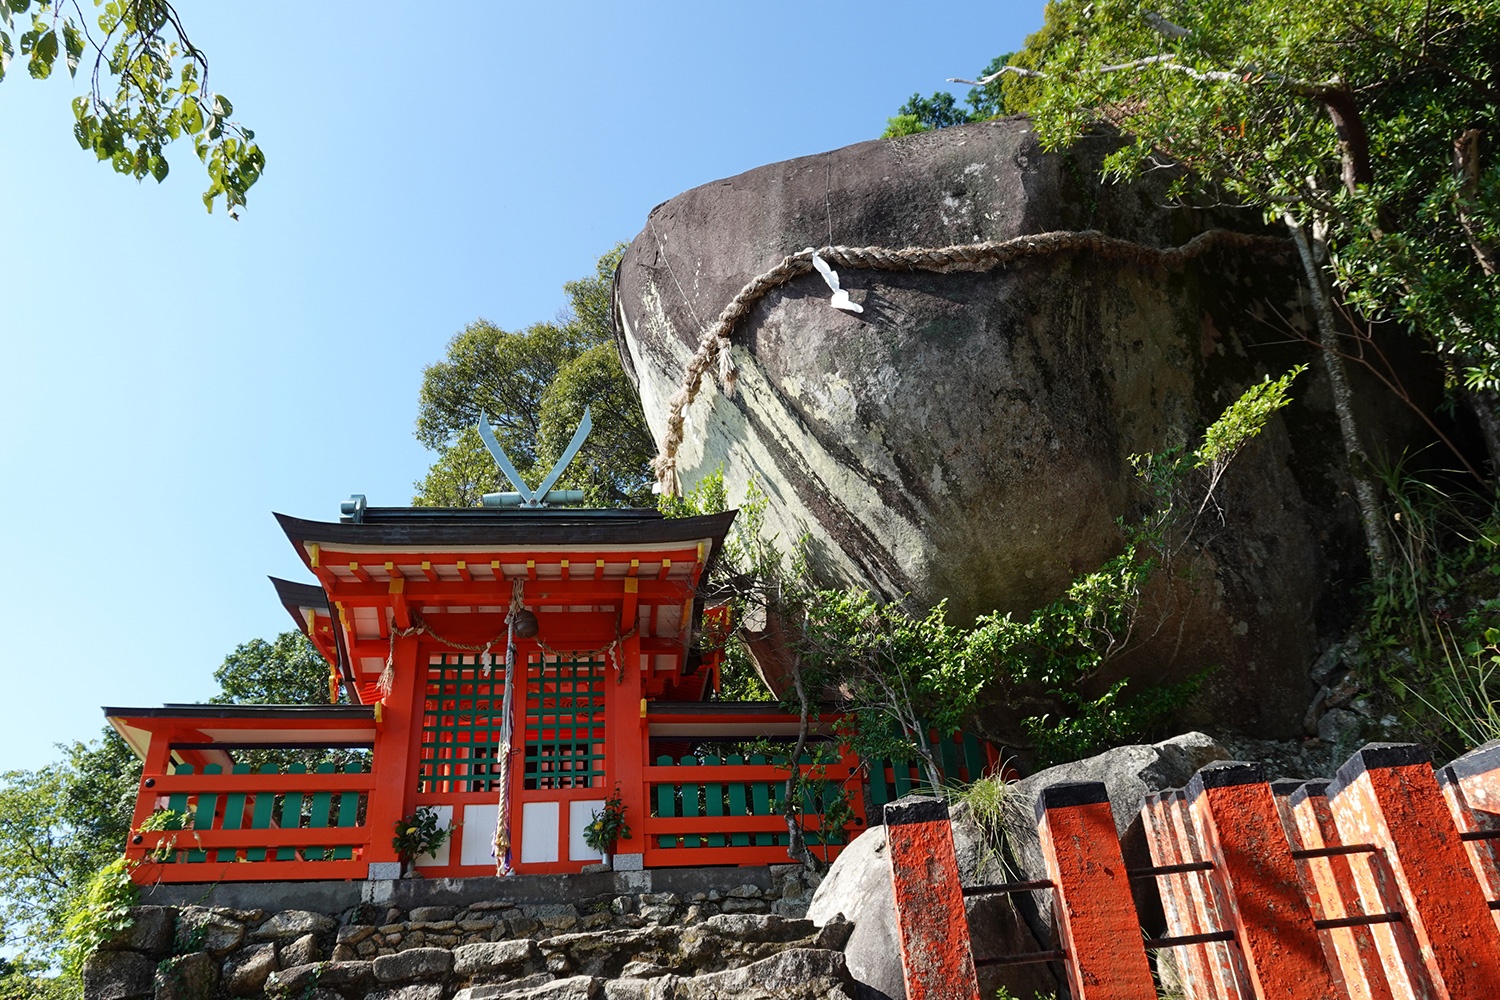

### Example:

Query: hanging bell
xmin=511 ymin=608 xmax=539 ymax=638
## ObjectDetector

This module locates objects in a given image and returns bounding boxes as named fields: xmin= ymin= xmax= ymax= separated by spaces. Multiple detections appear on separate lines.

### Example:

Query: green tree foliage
xmin=883 ymin=91 xmax=971 ymax=137
xmin=881 ymin=53 xmax=1013 ymax=137
xmin=0 ymin=731 xmax=139 ymax=972
xmin=3 ymin=0 xmax=263 ymax=215
xmin=801 ymin=594 xmax=991 ymax=789
xmin=211 ymin=630 xmax=333 ymax=706
xmin=414 ymin=246 xmax=655 ymax=507
xmin=0 ymin=956 xmax=70 ymax=1000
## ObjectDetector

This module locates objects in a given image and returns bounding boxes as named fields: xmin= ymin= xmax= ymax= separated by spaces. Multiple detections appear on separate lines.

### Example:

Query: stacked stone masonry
xmin=84 ymin=872 xmax=859 ymax=1000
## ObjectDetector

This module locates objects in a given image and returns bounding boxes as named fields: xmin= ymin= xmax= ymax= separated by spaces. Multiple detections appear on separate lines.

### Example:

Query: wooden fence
xmin=643 ymin=753 xmax=863 ymax=867
xmin=132 ymin=760 xmax=374 ymax=883
xmin=887 ymin=741 xmax=1500 ymax=1000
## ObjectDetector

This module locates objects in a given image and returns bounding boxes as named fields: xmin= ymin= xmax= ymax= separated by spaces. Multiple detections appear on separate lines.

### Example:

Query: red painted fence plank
xmin=1283 ymin=779 xmax=1402 ymax=1000
xmin=1142 ymin=789 xmax=1250 ymax=1000
xmin=1037 ymin=782 xmax=1157 ymax=1000
xmin=1327 ymin=744 xmax=1500 ymax=1000
xmin=1187 ymin=761 xmax=1343 ymax=1000
xmin=884 ymin=798 xmax=981 ymax=1000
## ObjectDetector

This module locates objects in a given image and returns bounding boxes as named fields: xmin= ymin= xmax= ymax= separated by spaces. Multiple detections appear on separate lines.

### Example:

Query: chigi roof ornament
xmin=478 ymin=406 xmax=593 ymax=508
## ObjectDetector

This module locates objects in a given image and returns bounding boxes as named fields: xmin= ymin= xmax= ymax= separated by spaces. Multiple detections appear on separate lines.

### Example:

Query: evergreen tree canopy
xmin=413 ymin=247 xmax=655 ymax=507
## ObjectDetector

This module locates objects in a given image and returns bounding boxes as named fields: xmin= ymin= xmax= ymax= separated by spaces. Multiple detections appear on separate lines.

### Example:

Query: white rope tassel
xmin=717 ymin=336 xmax=737 ymax=397
xmin=809 ymin=250 xmax=864 ymax=313
xmin=610 ymin=638 xmax=623 ymax=684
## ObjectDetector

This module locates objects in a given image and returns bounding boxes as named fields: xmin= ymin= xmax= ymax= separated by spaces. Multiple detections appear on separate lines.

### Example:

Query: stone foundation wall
xmin=85 ymin=867 xmax=854 ymax=1000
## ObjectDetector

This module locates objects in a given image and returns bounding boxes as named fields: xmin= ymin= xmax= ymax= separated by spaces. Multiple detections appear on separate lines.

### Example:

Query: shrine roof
xmin=103 ymin=704 xmax=378 ymax=760
xmin=274 ymin=508 xmax=736 ymax=558
xmin=105 ymin=704 xmax=375 ymax=720
xmin=270 ymin=576 xmax=328 ymax=625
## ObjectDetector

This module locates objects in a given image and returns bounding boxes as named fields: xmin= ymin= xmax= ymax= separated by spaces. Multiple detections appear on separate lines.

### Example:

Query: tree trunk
xmin=1469 ymin=386 xmax=1500 ymax=478
xmin=781 ymin=658 xmax=816 ymax=869
xmin=1320 ymin=86 xmax=1374 ymax=195
xmin=1285 ymin=215 xmax=1391 ymax=569
xmin=909 ymin=723 xmax=944 ymax=797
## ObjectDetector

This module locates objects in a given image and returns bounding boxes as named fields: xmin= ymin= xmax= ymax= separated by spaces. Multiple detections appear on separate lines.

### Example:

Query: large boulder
xmin=665 ymin=949 xmax=856 ymax=1000
xmin=153 ymin=952 xmax=221 ymax=1000
xmin=614 ymin=118 xmax=1434 ymax=737
xmin=97 ymin=905 xmax=175 ymax=955
xmin=82 ymin=950 xmax=158 ymax=1000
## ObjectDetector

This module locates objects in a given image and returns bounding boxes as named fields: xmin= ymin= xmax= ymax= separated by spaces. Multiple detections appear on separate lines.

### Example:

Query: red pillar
xmin=1187 ymin=761 xmax=1342 ymax=1000
xmin=1327 ymin=743 xmax=1500 ymax=1000
xmin=1036 ymin=782 xmax=1156 ymax=1000
xmin=125 ymin=728 xmax=178 ymax=879
xmin=883 ymin=797 xmax=981 ymax=1000
xmin=365 ymin=633 xmax=421 ymax=869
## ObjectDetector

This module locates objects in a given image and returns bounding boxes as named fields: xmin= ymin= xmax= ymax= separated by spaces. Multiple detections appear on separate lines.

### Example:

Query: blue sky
xmin=0 ymin=2 xmax=1046 ymax=772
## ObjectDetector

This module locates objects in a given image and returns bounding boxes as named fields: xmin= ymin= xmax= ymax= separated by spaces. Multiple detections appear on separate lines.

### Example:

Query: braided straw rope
xmin=649 ymin=227 xmax=1289 ymax=495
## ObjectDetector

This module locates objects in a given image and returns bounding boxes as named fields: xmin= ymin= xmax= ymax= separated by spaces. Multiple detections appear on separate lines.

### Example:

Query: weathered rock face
xmin=615 ymin=117 xmax=1432 ymax=737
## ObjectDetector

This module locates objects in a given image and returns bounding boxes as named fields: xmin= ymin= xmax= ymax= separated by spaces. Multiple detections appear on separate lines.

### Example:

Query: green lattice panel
xmin=419 ymin=656 xmax=508 ymax=793
xmin=524 ymin=656 xmax=606 ymax=790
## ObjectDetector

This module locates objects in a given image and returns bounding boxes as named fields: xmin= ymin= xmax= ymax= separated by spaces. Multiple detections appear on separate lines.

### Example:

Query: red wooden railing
xmin=643 ymin=752 xmax=867 ymax=867
xmin=132 ymin=760 xmax=374 ymax=883
xmin=889 ymin=741 xmax=1500 ymax=1000
xmin=118 ymin=704 xmax=992 ymax=881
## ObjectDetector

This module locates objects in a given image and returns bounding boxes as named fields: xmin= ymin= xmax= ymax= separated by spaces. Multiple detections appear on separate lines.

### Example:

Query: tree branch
xmin=1313 ymin=84 xmax=1374 ymax=194
xmin=1098 ymin=55 xmax=1243 ymax=82
xmin=1143 ymin=11 xmax=1192 ymax=39
xmin=949 ymin=64 xmax=1046 ymax=86
xmin=1454 ymin=129 xmax=1499 ymax=276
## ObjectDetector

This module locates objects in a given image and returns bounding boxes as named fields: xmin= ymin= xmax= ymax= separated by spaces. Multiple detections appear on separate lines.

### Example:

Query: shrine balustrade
xmin=640 ymin=728 xmax=996 ymax=868
xmin=112 ymin=705 xmax=381 ymax=883
xmin=112 ymin=702 xmax=996 ymax=882
xmin=134 ymin=759 xmax=374 ymax=882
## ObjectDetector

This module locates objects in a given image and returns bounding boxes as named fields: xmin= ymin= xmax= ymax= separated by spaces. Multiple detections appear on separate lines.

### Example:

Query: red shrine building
xmin=106 ymin=485 xmax=993 ymax=883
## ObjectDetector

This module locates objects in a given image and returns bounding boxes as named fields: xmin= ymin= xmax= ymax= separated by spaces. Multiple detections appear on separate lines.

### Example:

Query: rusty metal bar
xmin=975 ymin=950 xmax=1068 ymax=967
xmin=1290 ymin=843 xmax=1377 ymax=859
xmin=1144 ymin=930 xmax=1236 ymax=948
xmin=1459 ymin=829 xmax=1500 ymax=842
xmin=1128 ymin=860 xmax=1216 ymax=877
xmin=1314 ymin=912 xmax=1402 ymax=930
xmin=962 ymin=879 xmax=1054 ymax=896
